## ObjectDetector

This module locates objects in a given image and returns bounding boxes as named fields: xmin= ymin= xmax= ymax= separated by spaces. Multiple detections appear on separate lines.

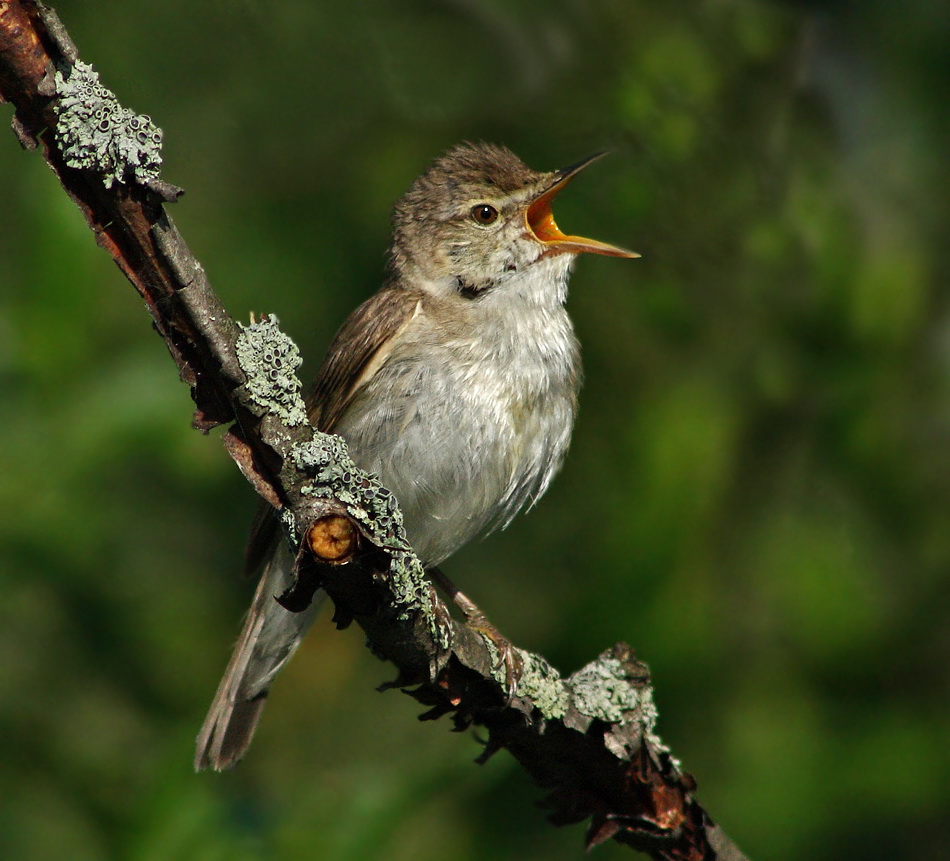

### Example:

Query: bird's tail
xmin=194 ymin=542 xmax=324 ymax=771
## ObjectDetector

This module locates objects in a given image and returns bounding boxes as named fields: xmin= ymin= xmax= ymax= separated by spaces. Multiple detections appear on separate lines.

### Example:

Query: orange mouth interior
xmin=526 ymin=195 xmax=568 ymax=244
xmin=525 ymin=181 xmax=639 ymax=259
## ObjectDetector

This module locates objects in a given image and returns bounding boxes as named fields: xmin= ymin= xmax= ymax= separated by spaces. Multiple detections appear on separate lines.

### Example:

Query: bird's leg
xmin=429 ymin=567 xmax=523 ymax=700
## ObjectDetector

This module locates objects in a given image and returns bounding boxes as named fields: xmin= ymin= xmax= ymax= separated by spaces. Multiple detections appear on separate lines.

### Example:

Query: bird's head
xmin=389 ymin=142 xmax=638 ymax=299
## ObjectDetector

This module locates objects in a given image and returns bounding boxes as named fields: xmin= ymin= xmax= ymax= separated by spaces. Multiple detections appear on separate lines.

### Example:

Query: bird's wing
xmin=306 ymin=283 xmax=423 ymax=433
xmin=196 ymin=285 xmax=422 ymax=771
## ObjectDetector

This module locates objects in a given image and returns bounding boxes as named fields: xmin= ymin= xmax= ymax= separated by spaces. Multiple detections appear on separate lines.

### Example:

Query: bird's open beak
xmin=525 ymin=152 xmax=640 ymax=259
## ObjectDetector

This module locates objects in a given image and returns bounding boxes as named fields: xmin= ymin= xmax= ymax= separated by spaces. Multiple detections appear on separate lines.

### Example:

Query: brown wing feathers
xmin=307 ymin=286 xmax=421 ymax=432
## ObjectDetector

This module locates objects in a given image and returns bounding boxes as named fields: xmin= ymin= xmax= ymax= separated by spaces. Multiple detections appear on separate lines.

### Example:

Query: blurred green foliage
xmin=1 ymin=1 xmax=948 ymax=859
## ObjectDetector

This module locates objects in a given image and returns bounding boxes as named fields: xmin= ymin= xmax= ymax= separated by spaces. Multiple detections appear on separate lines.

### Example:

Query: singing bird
xmin=195 ymin=142 xmax=637 ymax=771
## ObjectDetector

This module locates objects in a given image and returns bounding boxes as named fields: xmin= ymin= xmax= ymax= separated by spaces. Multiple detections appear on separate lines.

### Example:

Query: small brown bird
xmin=195 ymin=142 xmax=637 ymax=771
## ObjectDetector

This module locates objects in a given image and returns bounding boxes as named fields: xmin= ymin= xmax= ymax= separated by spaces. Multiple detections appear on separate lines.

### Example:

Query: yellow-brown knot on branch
xmin=307 ymin=513 xmax=358 ymax=564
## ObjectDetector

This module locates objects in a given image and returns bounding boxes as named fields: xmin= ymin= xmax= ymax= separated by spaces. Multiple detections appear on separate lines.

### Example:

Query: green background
xmin=1 ymin=1 xmax=948 ymax=858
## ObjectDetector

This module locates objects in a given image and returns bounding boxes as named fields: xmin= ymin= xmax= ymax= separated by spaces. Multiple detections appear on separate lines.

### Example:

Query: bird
xmin=195 ymin=142 xmax=638 ymax=771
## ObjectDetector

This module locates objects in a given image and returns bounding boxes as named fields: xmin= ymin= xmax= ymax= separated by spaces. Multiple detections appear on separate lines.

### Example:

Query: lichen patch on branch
xmin=290 ymin=432 xmax=445 ymax=642
xmin=571 ymin=656 xmax=642 ymax=724
xmin=515 ymin=652 xmax=569 ymax=720
xmin=53 ymin=60 xmax=162 ymax=188
xmin=234 ymin=314 xmax=307 ymax=425
xmin=291 ymin=432 xmax=410 ymax=551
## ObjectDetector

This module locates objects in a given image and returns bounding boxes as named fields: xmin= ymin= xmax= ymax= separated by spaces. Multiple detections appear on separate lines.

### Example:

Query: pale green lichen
xmin=389 ymin=550 xmax=448 ymax=648
xmin=484 ymin=636 xmax=503 ymax=685
xmin=637 ymin=686 xmax=679 ymax=767
xmin=278 ymin=507 xmax=299 ymax=547
xmin=515 ymin=652 xmax=569 ymax=720
xmin=290 ymin=432 xmax=448 ymax=647
xmin=235 ymin=315 xmax=307 ymax=425
xmin=571 ymin=657 xmax=641 ymax=724
xmin=292 ymin=433 xmax=410 ymax=551
xmin=638 ymin=684 xmax=659 ymax=738
xmin=53 ymin=60 xmax=162 ymax=188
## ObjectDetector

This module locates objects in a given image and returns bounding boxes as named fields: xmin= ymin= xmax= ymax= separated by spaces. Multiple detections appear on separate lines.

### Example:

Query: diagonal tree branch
xmin=0 ymin=3 xmax=749 ymax=858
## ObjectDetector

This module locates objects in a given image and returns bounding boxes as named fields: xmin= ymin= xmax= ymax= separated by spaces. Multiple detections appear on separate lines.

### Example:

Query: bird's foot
xmin=429 ymin=567 xmax=523 ymax=702
xmin=461 ymin=601 xmax=525 ymax=703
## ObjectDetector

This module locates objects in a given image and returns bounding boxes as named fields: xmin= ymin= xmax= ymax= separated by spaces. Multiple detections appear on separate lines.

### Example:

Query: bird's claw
xmin=465 ymin=610 xmax=524 ymax=703
xmin=428 ymin=566 xmax=524 ymax=703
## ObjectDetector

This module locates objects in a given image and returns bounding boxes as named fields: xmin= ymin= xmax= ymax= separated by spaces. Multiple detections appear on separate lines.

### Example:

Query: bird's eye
xmin=471 ymin=204 xmax=498 ymax=225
